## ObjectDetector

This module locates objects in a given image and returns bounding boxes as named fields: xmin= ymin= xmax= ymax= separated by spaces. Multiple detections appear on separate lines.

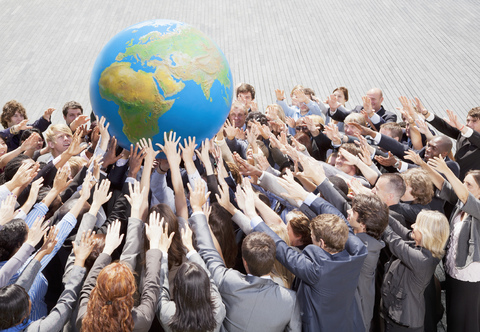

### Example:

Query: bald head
xmin=424 ymin=135 xmax=452 ymax=160
xmin=366 ymin=88 xmax=384 ymax=111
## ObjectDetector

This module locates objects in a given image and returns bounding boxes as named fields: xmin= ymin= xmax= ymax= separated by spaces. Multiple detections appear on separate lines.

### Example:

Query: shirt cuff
xmin=398 ymin=161 xmax=409 ymax=172
xmin=372 ymin=133 xmax=382 ymax=145
xmin=125 ymin=177 xmax=136 ymax=184
xmin=116 ymin=158 xmax=129 ymax=167
xmin=250 ymin=215 xmax=264 ymax=229
xmin=186 ymin=250 xmax=198 ymax=259
xmin=15 ymin=209 xmax=27 ymax=220
xmin=258 ymin=171 xmax=266 ymax=181
xmin=370 ymin=113 xmax=381 ymax=124
xmin=191 ymin=211 xmax=205 ymax=217
xmin=52 ymin=154 xmax=62 ymax=166
xmin=425 ymin=113 xmax=435 ymax=121
xmin=303 ymin=192 xmax=317 ymax=206
xmin=462 ymin=127 xmax=474 ymax=138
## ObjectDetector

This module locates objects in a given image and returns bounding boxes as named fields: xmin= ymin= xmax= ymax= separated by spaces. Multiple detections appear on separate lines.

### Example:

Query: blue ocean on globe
xmin=89 ymin=19 xmax=233 ymax=149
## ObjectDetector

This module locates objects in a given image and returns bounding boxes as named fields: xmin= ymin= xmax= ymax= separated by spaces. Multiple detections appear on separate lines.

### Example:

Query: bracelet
xmin=10 ymin=125 xmax=18 ymax=135
xmin=158 ymin=165 xmax=169 ymax=173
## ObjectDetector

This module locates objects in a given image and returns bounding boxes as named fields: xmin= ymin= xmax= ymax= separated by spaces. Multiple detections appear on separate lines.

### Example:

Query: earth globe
xmin=89 ymin=19 xmax=233 ymax=149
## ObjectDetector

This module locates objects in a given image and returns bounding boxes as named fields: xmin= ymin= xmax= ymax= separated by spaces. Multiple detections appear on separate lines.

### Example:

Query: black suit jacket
xmin=328 ymin=105 xmax=397 ymax=130
xmin=428 ymin=114 xmax=480 ymax=180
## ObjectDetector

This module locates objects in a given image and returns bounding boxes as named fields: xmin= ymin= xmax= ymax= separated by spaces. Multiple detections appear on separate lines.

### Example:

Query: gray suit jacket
xmin=156 ymin=251 xmax=226 ymax=332
xmin=189 ymin=213 xmax=301 ymax=332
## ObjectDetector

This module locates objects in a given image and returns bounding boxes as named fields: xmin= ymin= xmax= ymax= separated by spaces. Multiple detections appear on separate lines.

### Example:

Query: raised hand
xmin=339 ymin=148 xmax=360 ymax=166
xmin=297 ymin=153 xmax=325 ymax=185
xmin=66 ymin=129 xmax=87 ymax=157
xmin=236 ymin=178 xmax=257 ymax=219
xmin=124 ymin=180 xmax=147 ymax=219
xmin=427 ymin=156 xmax=450 ymax=174
xmin=37 ymin=226 xmax=59 ymax=257
xmin=348 ymin=178 xmax=372 ymax=197
xmin=444 ymin=109 xmax=465 ymax=131
xmin=127 ymin=143 xmax=145 ymax=178
xmin=323 ymin=123 xmax=342 ymax=144
xmin=102 ymin=137 xmax=122 ymax=168
xmin=43 ymin=107 xmax=55 ymax=121
xmin=374 ymin=151 xmax=397 ymax=167
xmin=327 ymin=94 xmax=340 ymax=111
xmin=0 ymin=194 xmax=18 ymax=226
xmin=21 ymin=133 xmax=41 ymax=153
xmin=157 ymin=131 xmax=182 ymax=166
xmin=180 ymin=136 xmax=197 ymax=164
xmin=52 ymin=165 xmax=72 ymax=193
xmin=285 ymin=116 xmax=296 ymax=129
xmin=294 ymin=89 xmax=310 ymax=104
xmin=26 ymin=216 xmax=49 ymax=247
xmin=12 ymin=119 xmax=33 ymax=134
xmin=102 ymin=220 xmax=124 ymax=255
xmin=303 ymin=116 xmax=319 ymax=136
xmin=362 ymin=96 xmax=374 ymax=117
xmin=275 ymin=89 xmax=285 ymax=101
xmin=70 ymin=115 xmax=90 ymax=133
xmin=92 ymin=179 xmax=112 ymax=207
xmin=215 ymin=182 xmax=236 ymax=214
xmin=233 ymin=152 xmax=262 ymax=178
xmin=224 ymin=119 xmax=239 ymax=140
xmin=413 ymin=97 xmax=428 ymax=116
xmin=181 ymin=226 xmax=195 ymax=252
xmin=187 ymin=178 xmax=209 ymax=212
xmin=254 ymin=153 xmax=270 ymax=171
xmin=72 ymin=229 xmax=96 ymax=267
xmin=139 ymin=137 xmax=158 ymax=166
xmin=404 ymin=149 xmax=425 ymax=166
xmin=145 ymin=211 xmax=164 ymax=250
xmin=277 ymin=169 xmax=309 ymax=203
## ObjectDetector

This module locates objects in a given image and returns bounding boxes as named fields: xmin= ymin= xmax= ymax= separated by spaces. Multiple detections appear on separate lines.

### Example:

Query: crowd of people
xmin=0 ymin=82 xmax=479 ymax=332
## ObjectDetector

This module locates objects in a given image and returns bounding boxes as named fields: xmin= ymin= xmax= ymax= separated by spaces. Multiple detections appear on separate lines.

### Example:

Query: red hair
xmin=81 ymin=262 xmax=136 ymax=332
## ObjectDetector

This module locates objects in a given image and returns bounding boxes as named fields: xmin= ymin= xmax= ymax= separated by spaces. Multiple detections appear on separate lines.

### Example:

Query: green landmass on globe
xmin=90 ymin=20 xmax=233 ymax=149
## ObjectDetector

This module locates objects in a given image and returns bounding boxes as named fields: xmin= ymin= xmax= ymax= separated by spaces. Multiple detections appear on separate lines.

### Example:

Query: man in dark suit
xmin=327 ymin=88 xmax=397 ymax=131
xmin=249 ymin=179 xmax=367 ymax=332
xmin=422 ymin=106 xmax=480 ymax=180
xmin=188 ymin=182 xmax=301 ymax=332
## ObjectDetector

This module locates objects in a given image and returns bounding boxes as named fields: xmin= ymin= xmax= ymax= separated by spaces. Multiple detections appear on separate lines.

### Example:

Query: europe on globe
xmin=89 ymin=19 xmax=233 ymax=149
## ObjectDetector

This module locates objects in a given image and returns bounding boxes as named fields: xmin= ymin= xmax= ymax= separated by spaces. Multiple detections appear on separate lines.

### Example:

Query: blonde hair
xmin=68 ymin=156 xmax=87 ymax=178
xmin=43 ymin=124 xmax=72 ymax=144
xmin=308 ymin=115 xmax=325 ymax=126
xmin=402 ymin=168 xmax=434 ymax=205
xmin=344 ymin=113 xmax=367 ymax=126
xmin=268 ymin=224 xmax=294 ymax=288
xmin=414 ymin=210 xmax=449 ymax=259
xmin=229 ymin=101 xmax=248 ymax=115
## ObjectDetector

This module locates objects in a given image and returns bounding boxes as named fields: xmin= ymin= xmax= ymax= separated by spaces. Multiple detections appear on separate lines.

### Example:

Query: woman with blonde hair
xmin=381 ymin=210 xmax=449 ymax=331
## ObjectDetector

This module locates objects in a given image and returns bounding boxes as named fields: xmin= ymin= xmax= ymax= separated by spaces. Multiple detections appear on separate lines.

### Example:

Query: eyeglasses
xmin=295 ymin=126 xmax=309 ymax=132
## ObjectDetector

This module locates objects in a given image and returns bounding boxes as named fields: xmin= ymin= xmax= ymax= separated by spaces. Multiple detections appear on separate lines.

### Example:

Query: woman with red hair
xmin=76 ymin=213 xmax=171 ymax=332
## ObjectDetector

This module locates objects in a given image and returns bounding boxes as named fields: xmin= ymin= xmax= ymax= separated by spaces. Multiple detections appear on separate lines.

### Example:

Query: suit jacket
xmin=381 ymin=216 xmax=439 ymax=328
xmin=376 ymin=133 xmax=460 ymax=177
xmin=255 ymin=197 xmax=367 ymax=332
xmin=328 ymin=105 xmax=397 ymax=130
xmin=189 ymin=213 xmax=301 ymax=332
xmin=156 ymin=251 xmax=226 ymax=332
xmin=316 ymin=179 xmax=383 ymax=331
xmin=428 ymin=114 xmax=480 ymax=180
xmin=76 ymin=250 xmax=163 ymax=332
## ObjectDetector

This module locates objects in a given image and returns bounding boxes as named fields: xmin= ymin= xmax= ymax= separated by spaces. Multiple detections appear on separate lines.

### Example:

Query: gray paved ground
xmin=1 ymin=0 xmax=479 ymax=125
xmin=1 ymin=0 xmax=479 ymax=330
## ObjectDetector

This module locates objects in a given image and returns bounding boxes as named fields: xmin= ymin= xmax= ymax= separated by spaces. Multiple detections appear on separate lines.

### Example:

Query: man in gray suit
xmin=188 ymin=181 xmax=301 ymax=332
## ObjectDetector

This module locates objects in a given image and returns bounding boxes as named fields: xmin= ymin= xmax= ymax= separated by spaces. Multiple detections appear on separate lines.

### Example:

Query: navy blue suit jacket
xmin=254 ymin=197 xmax=367 ymax=332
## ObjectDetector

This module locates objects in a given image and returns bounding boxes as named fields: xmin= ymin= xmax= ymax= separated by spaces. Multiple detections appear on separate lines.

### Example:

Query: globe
xmin=89 ymin=19 xmax=233 ymax=150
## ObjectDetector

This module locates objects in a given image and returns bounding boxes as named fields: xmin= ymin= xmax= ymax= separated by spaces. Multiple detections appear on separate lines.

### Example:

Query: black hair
xmin=169 ymin=262 xmax=217 ymax=332
xmin=0 ymin=219 xmax=28 ymax=261
xmin=0 ymin=284 xmax=30 ymax=329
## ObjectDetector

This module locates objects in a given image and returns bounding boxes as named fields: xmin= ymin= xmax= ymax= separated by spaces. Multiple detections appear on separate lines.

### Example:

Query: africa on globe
xmin=89 ymin=19 xmax=233 ymax=149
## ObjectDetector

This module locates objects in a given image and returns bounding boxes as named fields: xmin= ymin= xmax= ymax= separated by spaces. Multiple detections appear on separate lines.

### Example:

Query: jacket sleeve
xmin=156 ymin=253 xmax=175 ymax=332
xmin=26 ymin=265 xmax=86 ymax=332
xmin=15 ymin=258 xmax=42 ymax=291
xmin=188 ymin=213 xmax=231 ymax=288
xmin=316 ymin=179 xmax=350 ymax=217
xmin=119 ymin=217 xmax=145 ymax=271
xmin=63 ymin=212 xmax=97 ymax=285
xmin=382 ymin=225 xmax=430 ymax=271
xmin=0 ymin=243 xmax=35 ymax=288
xmin=428 ymin=114 xmax=462 ymax=140
xmin=328 ymin=105 xmax=351 ymax=122
xmin=254 ymin=221 xmax=322 ymax=285
xmin=76 ymin=253 xmax=112 ymax=330
xmin=132 ymin=249 xmax=163 ymax=332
